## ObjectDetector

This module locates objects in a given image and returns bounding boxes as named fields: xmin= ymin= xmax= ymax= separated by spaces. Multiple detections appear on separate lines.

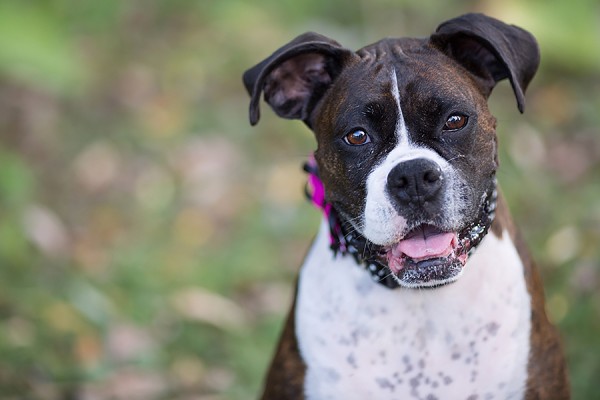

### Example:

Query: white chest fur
xmin=296 ymin=220 xmax=532 ymax=400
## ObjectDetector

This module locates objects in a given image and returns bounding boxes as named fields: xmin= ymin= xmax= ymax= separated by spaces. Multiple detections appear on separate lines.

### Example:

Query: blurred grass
xmin=0 ymin=0 xmax=598 ymax=399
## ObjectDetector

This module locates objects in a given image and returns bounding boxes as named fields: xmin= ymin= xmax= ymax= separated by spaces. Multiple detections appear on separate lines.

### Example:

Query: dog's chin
xmin=384 ymin=224 xmax=469 ymax=288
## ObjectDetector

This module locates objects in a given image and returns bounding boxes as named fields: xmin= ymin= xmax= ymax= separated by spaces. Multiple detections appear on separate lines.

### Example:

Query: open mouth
xmin=385 ymin=224 xmax=469 ymax=287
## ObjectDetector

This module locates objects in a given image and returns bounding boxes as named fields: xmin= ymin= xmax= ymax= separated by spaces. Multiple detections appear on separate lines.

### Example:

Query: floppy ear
xmin=430 ymin=13 xmax=540 ymax=113
xmin=243 ymin=32 xmax=355 ymax=126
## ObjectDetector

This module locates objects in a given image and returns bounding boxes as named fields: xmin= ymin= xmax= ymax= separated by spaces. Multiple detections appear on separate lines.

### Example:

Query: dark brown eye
xmin=344 ymin=129 xmax=370 ymax=146
xmin=443 ymin=114 xmax=468 ymax=131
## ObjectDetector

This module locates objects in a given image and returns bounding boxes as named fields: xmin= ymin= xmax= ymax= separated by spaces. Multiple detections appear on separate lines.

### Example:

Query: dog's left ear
xmin=430 ymin=13 xmax=540 ymax=113
xmin=243 ymin=32 xmax=356 ymax=126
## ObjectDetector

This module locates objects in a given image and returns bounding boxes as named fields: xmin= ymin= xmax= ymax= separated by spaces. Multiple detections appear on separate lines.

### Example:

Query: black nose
xmin=387 ymin=158 xmax=443 ymax=206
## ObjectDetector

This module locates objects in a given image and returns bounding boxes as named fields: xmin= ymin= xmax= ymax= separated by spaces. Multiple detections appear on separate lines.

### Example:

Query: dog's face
xmin=312 ymin=45 xmax=499 ymax=287
xmin=244 ymin=14 xmax=539 ymax=287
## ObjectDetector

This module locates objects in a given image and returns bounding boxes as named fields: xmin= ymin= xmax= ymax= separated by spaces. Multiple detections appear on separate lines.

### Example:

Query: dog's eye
xmin=344 ymin=129 xmax=371 ymax=146
xmin=443 ymin=114 xmax=468 ymax=131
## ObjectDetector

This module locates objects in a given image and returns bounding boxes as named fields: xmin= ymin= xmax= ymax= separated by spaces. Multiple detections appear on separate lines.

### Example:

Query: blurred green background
xmin=0 ymin=0 xmax=598 ymax=399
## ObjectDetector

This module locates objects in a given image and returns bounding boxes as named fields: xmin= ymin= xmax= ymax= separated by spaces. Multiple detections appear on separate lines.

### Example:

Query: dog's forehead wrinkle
xmin=357 ymin=37 xmax=422 ymax=60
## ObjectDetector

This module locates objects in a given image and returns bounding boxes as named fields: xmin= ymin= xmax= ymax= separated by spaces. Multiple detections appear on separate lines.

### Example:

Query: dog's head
xmin=243 ymin=13 xmax=539 ymax=288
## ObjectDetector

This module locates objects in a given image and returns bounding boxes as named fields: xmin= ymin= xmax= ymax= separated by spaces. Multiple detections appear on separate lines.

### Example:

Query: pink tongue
xmin=394 ymin=230 xmax=455 ymax=259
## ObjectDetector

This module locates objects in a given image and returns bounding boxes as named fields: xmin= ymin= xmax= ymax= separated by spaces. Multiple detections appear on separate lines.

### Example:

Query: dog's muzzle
xmin=305 ymin=157 xmax=497 ymax=289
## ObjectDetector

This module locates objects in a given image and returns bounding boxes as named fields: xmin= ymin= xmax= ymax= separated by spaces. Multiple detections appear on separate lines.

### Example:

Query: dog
xmin=243 ymin=13 xmax=569 ymax=400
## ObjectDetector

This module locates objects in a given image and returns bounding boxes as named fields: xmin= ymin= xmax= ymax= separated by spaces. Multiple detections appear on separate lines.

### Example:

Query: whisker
xmin=446 ymin=154 xmax=466 ymax=164
xmin=380 ymin=269 xmax=397 ymax=283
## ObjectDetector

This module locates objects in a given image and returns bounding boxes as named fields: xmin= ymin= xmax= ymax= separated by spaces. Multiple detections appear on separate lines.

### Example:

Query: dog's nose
xmin=387 ymin=158 xmax=443 ymax=206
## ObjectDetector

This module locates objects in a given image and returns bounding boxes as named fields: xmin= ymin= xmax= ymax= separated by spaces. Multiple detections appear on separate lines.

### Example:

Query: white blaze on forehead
xmin=390 ymin=68 xmax=409 ymax=146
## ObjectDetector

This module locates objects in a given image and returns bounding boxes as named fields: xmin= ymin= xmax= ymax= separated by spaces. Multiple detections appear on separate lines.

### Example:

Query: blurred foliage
xmin=0 ymin=0 xmax=598 ymax=399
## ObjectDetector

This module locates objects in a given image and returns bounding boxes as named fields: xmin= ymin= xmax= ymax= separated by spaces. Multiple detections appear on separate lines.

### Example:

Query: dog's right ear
xmin=243 ymin=32 xmax=355 ymax=126
xmin=430 ymin=13 xmax=540 ymax=113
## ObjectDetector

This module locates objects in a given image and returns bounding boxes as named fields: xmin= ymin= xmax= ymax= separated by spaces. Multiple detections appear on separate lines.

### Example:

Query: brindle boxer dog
xmin=243 ymin=13 xmax=569 ymax=400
